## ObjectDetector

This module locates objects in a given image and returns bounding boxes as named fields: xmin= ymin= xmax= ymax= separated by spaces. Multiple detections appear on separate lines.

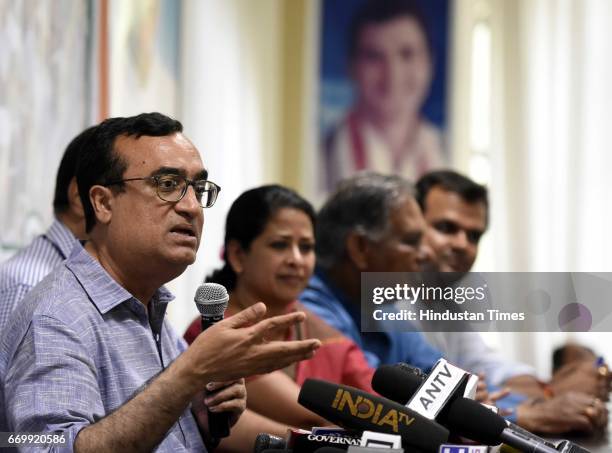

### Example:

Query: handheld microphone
xmin=298 ymin=379 xmax=449 ymax=452
xmin=194 ymin=283 xmax=230 ymax=438
xmin=445 ymin=399 xmax=558 ymax=452
xmin=373 ymin=364 xmax=583 ymax=453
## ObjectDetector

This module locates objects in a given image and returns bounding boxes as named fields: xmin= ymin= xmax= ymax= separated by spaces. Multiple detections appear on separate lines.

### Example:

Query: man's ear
xmin=226 ymin=239 xmax=245 ymax=274
xmin=67 ymin=177 xmax=84 ymax=218
xmin=345 ymin=231 xmax=370 ymax=271
xmin=88 ymin=185 xmax=114 ymax=226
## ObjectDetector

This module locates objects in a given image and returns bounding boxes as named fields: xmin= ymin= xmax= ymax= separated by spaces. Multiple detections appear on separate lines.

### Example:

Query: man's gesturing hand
xmin=177 ymin=302 xmax=321 ymax=389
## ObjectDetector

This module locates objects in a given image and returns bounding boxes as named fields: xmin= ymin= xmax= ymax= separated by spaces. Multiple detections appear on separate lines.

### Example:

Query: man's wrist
xmin=166 ymin=352 xmax=207 ymax=399
xmin=163 ymin=356 xmax=205 ymax=401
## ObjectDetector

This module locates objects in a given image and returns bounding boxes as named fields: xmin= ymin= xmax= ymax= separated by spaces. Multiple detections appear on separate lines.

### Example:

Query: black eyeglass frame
xmin=104 ymin=175 xmax=221 ymax=208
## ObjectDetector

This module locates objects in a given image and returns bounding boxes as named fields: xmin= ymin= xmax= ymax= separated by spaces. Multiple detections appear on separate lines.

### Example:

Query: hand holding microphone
xmin=194 ymin=283 xmax=232 ymax=437
xmin=186 ymin=293 xmax=320 ymax=382
xmin=190 ymin=377 xmax=246 ymax=446
xmin=171 ymin=283 xmax=320 ymax=441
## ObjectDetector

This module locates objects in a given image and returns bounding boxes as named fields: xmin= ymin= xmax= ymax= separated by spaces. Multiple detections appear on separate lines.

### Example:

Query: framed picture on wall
xmin=318 ymin=0 xmax=450 ymax=192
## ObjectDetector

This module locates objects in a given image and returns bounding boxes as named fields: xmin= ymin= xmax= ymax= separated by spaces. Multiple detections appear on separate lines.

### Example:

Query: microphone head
xmin=194 ymin=283 xmax=229 ymax=317
xmin=372 ymin=363 xmax=424 ymax=404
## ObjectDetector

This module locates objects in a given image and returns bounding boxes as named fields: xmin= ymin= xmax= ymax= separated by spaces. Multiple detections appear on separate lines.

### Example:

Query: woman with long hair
xmin=184 ymin=185 xmax=373 ymax=435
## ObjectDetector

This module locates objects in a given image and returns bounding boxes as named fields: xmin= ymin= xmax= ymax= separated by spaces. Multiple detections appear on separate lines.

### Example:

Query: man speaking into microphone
xmin=0 ymin=113 xmax=320 ymax=452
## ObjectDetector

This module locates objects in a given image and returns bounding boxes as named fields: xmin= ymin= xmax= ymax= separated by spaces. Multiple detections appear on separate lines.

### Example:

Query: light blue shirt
xmin=0 ymin=219 xmax=77 ymax=330
xmin=300 ymin=269 xmax=443 ymax=373
xmin=300 ymin=269 xmax=524 ymax=423
xmin=0 ymin=242 xmax=206 ymax=452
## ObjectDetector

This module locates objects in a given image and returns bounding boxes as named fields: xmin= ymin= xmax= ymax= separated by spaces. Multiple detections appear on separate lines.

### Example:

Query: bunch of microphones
xmin=192 ymin=283 xmax=590 ymax=453
xmin=253 ymin=359 xmax=593 ymax=453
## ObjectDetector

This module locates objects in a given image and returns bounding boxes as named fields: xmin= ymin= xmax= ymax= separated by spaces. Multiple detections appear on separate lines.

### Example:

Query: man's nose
xmin=417 ymin=241 xmax=435 ymax=268
xmin=176 ymin=185 xmax=201 ymax=216
xmin=452 ymin=230 xmax=469 ymax=250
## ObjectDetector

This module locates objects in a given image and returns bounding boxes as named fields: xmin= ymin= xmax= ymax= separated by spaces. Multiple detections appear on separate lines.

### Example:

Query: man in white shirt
xmin=416 ymin=169 xmax=609 ymax=433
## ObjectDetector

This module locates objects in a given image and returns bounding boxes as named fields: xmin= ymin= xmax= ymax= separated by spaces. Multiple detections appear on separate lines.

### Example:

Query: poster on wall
xmin=0 ymin=1 xmax=93 ymax=261
xmin=318 ymin=0 xmax=450 ymax=192
xmin=109 ymin=0 xmax=180 ymax=118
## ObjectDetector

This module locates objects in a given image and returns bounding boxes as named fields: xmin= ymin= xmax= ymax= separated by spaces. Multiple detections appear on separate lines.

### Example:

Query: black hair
xmin=53 ymin=126 xmax=97 ymax=214
xmin=348 ymin=0 xmax=432 ymax=59
xmin=552 ymin=346 xmax=565 ymax=374
xmin=416 ymin=170 xmax=489 ymax=225
xmin=206 ymin=185 xmax=316 ymax=291
xmin=77 ymin=112 xmax=183 ymax=233
xmin=552 ymin=344 xmax=595 ymax=373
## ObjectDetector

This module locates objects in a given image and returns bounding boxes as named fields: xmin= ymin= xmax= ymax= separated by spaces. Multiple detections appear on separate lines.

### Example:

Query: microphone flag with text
xmin=298 ymin=378 xmax=449 ymax=452
xmin=373 ymin=362 xmax=575 ymax=453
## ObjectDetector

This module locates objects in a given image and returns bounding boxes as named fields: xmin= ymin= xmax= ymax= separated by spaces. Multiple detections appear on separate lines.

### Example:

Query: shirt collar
xmin=65 ymin=243 xmax=175 ymax=315
xmin=45 ymin=219 xmax=79 ymax=259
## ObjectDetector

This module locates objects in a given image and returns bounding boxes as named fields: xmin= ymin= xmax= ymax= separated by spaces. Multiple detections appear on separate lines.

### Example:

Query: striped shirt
xmin=0 ymin=242 xmax=206 ymax=452
xmin=0 ymin=219 xmax=77 ymax=330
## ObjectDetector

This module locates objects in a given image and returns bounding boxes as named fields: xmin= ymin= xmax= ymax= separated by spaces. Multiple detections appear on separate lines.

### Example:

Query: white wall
xmin=165 ymin=0 xmax=285 ymax=333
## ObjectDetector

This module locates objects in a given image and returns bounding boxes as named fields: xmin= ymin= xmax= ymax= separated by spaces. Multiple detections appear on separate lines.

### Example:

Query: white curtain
xmin=486 ymin=0 xmax=612 ymax=375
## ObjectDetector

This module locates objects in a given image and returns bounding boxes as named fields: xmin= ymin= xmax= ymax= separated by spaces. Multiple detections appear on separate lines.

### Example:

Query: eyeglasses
xmin=105 ymin=174 xmax=221 ymax=208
